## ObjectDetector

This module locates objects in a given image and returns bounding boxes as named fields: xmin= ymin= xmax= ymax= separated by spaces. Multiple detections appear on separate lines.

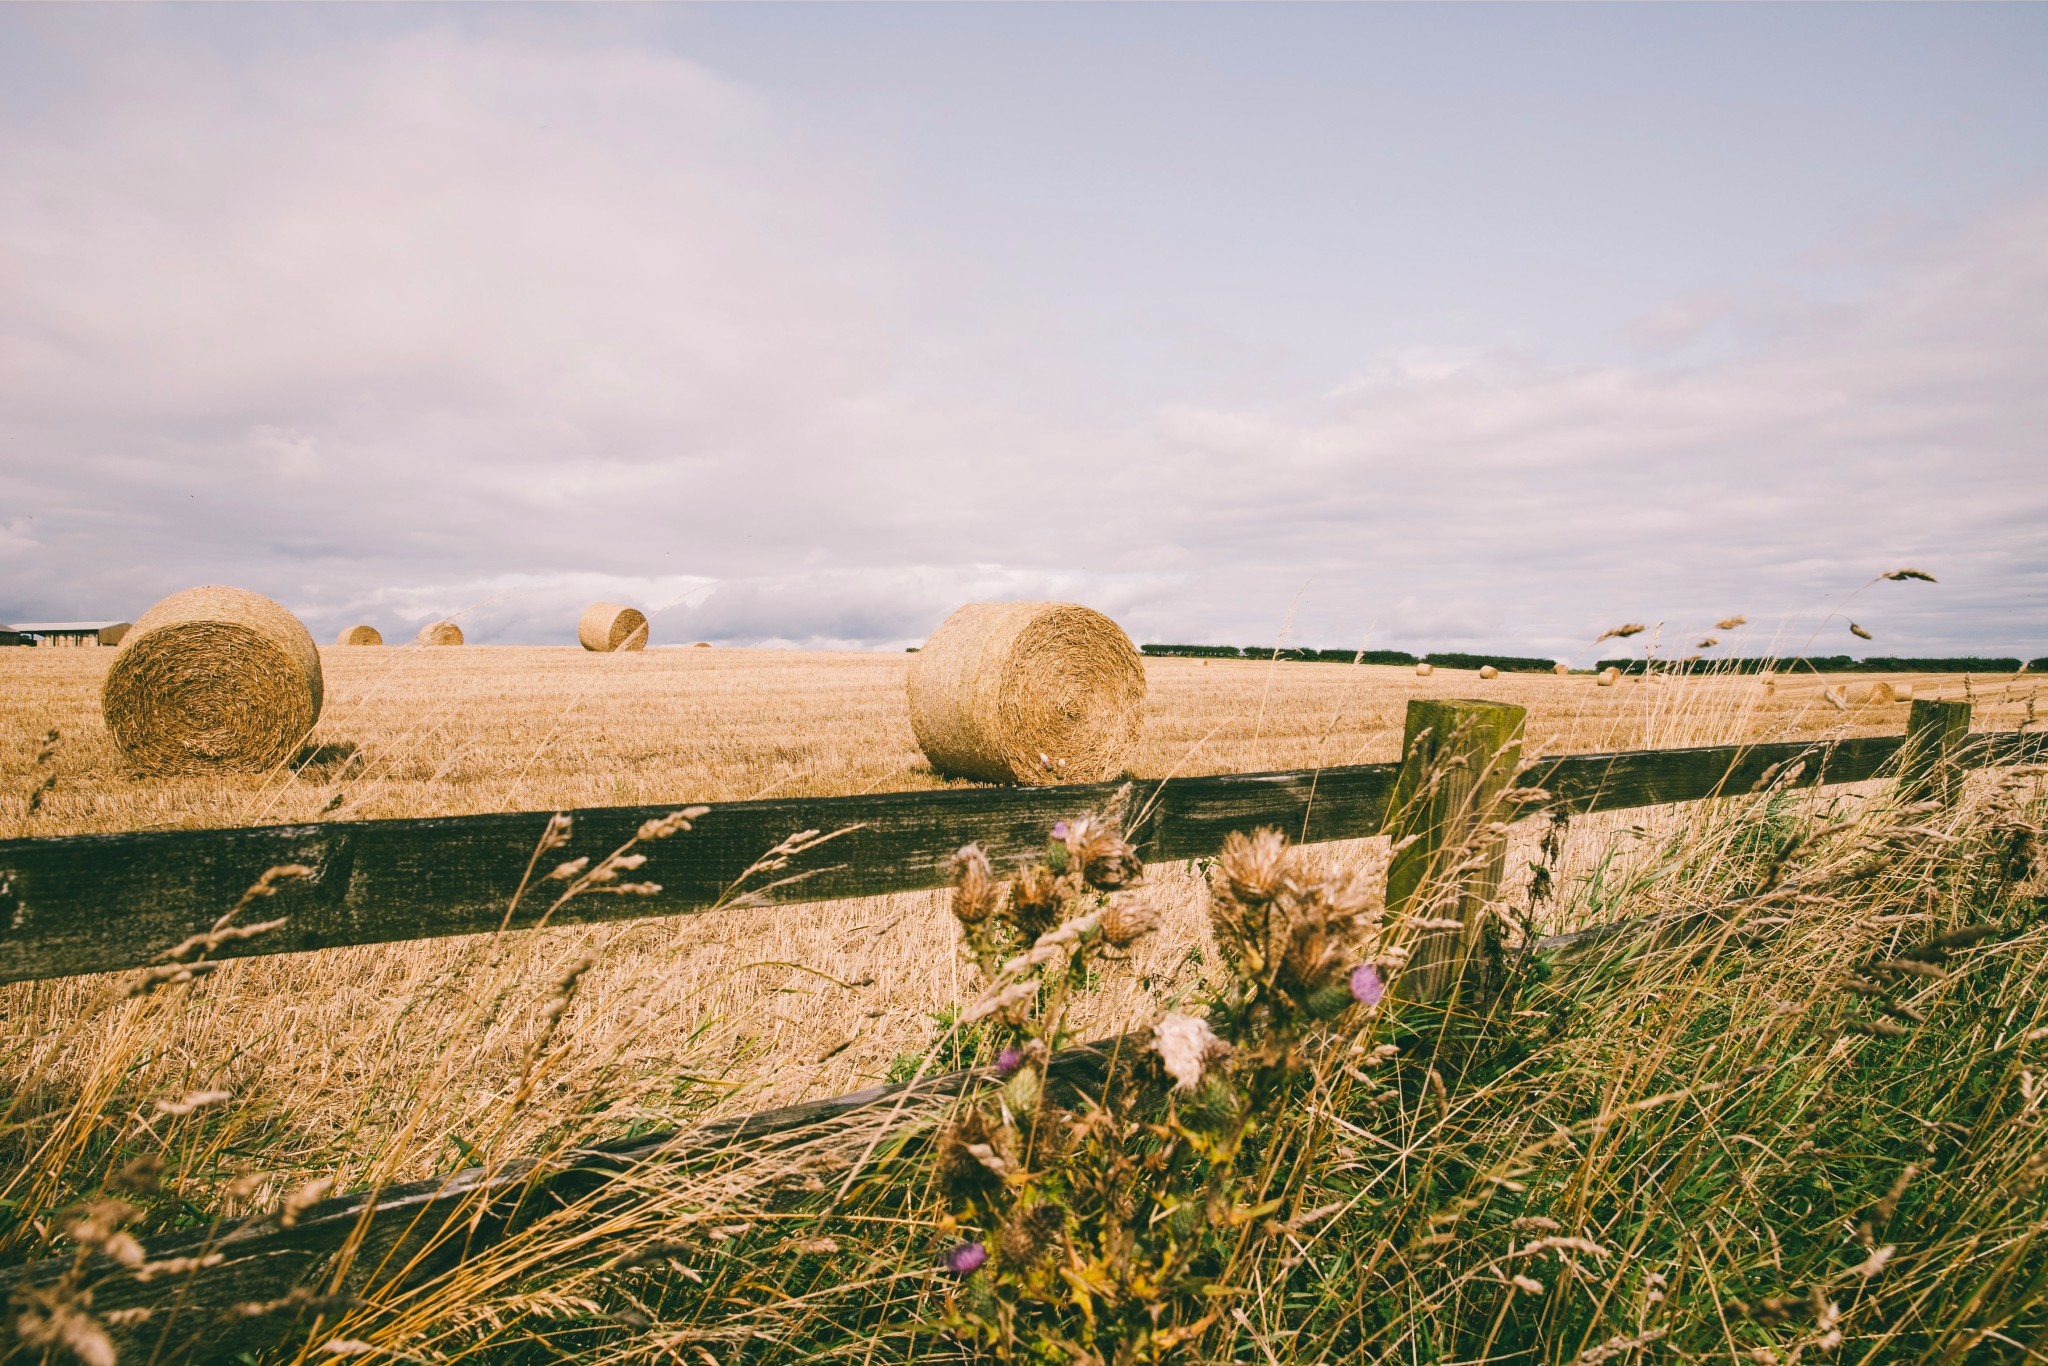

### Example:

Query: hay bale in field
xmin=337 ymin=624 xmax=382 ymax=646
xmin=1596 ymin=666 xmax=1621 ymax=687
xmin=101 ymin=586 xmax=323 ymax=774
xmin=578 ymin=602 xmax=649 ymax=652
xmin=690 ymin=641 xmax=711 ymax=648
xmin=1477 ymin=665 xmax=1500 ymax=680
xmin=1552 ymin=663 xmax=1570 ymax=676
xmin=908 ymin=601 xmax=1145 ymax=785
xmin=418 ymin=621 xmax=464 ymax=647
xmin=1415 ymin=662 xmax=1433 ymax=677
xmin=1891 ymin=681 xmax=1914 ymax=702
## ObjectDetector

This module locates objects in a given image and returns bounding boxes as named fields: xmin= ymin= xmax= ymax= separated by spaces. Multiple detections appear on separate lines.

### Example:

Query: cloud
xmin=0 ymin=22 xmax=2042 ymax=659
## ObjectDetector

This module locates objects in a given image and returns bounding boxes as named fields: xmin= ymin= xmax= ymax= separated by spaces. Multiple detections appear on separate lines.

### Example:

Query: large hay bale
xmin=1477 ymin=665 xmax=1500 ymax=680
xmin=337 ymin=624 xmax=382 ymax=646
xmin=1597 ymin=666 xmax=1621 ymax=687
xmin=418 ymin=621 xmax=464 ymax=647
xmin=578 ymin=602 xmax=649 ymax=652
xmin=1415 ymin=662 xmax=1433 ymax=677
xmin=908 ymin=601 xmax=1145 ymax=785
xmin=102 ymin=586 xmax=323 ymax=774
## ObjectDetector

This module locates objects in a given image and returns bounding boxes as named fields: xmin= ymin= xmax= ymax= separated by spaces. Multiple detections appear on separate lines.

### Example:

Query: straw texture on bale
xmin=337 ymin=624 xmax=382 ymax=646
xmin=1597 ymin=667 xmax=1621 ymax=687
xmin=101 ymin=586 xmax=323 ymax=775
xmin=1478 ymin=665 xmax=1500 ymax=680
xmin=578 ymin=602 xmax=649 ymax=652
xmin=419 ymin=621 xmax=464 ymax=647
xmin=907 ymin=601 xmax=1145 ymax=786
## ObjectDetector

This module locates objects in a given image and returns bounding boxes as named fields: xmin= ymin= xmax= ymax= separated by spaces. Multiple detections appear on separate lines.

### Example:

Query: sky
xmin=2 ymin=4 xmax=2045 ymax=662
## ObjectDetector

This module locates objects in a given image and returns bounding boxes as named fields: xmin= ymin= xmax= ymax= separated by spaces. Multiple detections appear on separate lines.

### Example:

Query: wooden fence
xmin=1 ymin=697 xmax=2042 ymax=1360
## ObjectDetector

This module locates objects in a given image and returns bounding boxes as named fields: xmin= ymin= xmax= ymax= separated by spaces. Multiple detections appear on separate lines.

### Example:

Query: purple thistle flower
xmin=1050 ymin=821 xmax=1069 ymax=841
xmin=1350 ymin=963 xmax=1386 ymax=1007
xmin=994 ymin=1046 xmax=1024 ymax=1078
xmin=946 ymin=1241 xmax=988 ymax=1275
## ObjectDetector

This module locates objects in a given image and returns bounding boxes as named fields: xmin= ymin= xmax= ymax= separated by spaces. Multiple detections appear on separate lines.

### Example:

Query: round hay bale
xmin=907 ymin=601 xmax=1145 ymax=785
xmin=102 ymin=586 xmax=323 ymax=774
xmin=1477 ymin=665 xmax=1500 ymax=680
xmin=1552 ymin=663 xmax=1570 ymax=676
xmin=1891 ymin=681 xmax=1914 ymax=702
xmin=690 ymin=641 xmax=711 ymax=648
xmin=1596 ymin=666 xmax=1621 ymax=687
xmin=337 ymin=624 xmax=382 ymax=646
xmin=419 ymin=621 xmax=464 ymax=647
xmin=578 ymin=602 xmax=648 ymax=652
xmin=1415 ymin=662 xmax=1433 ymax=677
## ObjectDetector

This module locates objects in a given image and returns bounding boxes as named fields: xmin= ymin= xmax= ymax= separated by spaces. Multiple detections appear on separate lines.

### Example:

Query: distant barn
xmin=10 ymin=621 xmax=133 ymax=647
xmin=0 ymin=625 xmax=23 ymax=647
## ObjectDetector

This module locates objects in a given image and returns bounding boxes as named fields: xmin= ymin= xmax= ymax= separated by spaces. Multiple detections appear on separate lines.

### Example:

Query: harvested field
xmin=3 ymin=646 xmax=2032 ymax=838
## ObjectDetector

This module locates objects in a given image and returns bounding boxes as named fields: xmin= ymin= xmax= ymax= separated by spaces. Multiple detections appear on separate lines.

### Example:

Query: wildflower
xmin=1350 ymin=963 xmax=1386 ymax=1007
xmin=1050 ymin=821 xmax=1068 ymax=841
xmin=994 ymin=1046 xmax=1024 ymax=1078
xmin=1064 ymin=814 xmax=1143 ymax=889
xmin=946 ymin=1241 xmax=989 ymax=1275
xmin=1152 ymin=1012 xmax=1221 ymax=1092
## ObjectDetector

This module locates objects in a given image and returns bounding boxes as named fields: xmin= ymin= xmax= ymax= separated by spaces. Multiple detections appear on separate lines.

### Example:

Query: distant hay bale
xmin=908 ymin=601 xmax=1145 ymax=785
xmin=690 ymin=641 xmax=712 ymax=648
xmin=418 ymin=621 xmax=464 ymax=647
xmin=1891 ymin=681 xmax=1914 ymax=702
xmin=1552 ymin=663 xmax=1570 ymax=676
xmin=337 ymin=624 xmax=382 ymax=646
xmin=1477 ymin=665 xmax=1500 ymax=680
xmin=101 ymin=585 xmax=323 ymax=774
xmin=1597 ymin=666 xmax=1621 ymax=687
xmin=1415 ymin=662 xmax=1433 ymax=677
xmin=578 ymin=602 xmax=649 ymax=652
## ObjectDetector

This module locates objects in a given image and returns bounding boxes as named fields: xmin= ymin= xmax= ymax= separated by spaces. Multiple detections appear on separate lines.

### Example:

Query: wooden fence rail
xmin=5 ymin=714 xmax=2036 ymax=986
xmin=1 ymin=698 xmax=2043 ymax=1361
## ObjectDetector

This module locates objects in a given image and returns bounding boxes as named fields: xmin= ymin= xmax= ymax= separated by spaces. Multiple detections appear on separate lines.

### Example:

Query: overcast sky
xmin=2 ymin=4 xmax=2044 ymax=660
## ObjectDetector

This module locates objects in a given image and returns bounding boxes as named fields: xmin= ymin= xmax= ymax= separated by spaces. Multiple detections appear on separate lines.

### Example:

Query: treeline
xmin=1141 ymin=645 xmax=1560 ymax=672
xmin=1595 ymin=655 xmax=2038 ymax=675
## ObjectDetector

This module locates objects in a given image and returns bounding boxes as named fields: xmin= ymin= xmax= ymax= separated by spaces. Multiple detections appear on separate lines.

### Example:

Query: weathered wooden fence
xmin=1 ymin=697 xmax=2041 ymax=1361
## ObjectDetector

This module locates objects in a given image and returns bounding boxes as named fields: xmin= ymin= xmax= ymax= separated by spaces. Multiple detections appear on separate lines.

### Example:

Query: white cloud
xmin=0 ymin=24 xmax=2041 ymax=660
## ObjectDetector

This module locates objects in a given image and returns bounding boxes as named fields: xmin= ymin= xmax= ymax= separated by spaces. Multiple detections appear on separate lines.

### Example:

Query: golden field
xmin=0 ymin=646 xmax=2038 ymax=1224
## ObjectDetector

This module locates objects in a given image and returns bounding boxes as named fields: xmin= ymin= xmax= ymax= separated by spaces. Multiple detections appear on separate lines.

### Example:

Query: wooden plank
xmin=0 ymin=766 xmax=1400 ymax=986
xmin=1510 ymin=734 xmax=1909 ymax=815
xmin=1 ymin=725 xmax=2034 ymax=987
xmin=0 ymin=1036 xmax=1137 ymax=1364
xmin=1903 ymin=699 xmax=1973 ymax=807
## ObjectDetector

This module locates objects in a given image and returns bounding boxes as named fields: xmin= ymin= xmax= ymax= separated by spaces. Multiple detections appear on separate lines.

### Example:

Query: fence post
xmin=1902 ymin=698 xmax=1972 ymax=807
xmin=1383 ymin=698 xmax=1527 ymax=1001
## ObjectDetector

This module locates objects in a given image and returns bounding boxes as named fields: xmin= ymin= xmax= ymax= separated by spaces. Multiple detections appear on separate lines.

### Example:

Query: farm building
xmin=0 ymin=625 xmax=22 ymax=647
xmin=9 ymin=620 xmax=133 ymax=647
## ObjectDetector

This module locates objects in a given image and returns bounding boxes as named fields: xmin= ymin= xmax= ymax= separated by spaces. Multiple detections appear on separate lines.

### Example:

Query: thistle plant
xmin=933 ymin=818 xmax=1384 ymax=1363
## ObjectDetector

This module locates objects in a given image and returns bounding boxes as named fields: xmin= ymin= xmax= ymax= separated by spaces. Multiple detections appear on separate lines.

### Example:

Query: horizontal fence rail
xmin=3 ymin=727 xmax=2040 ymax=985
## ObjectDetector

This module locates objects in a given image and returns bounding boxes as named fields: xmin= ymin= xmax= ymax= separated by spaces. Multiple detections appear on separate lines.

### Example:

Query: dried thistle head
xmin=1098 ymin=895 xmax=1161 ymax=948
xmin=950 ymin=844 xmax=1004 ymax=925
xmin=1008 ymin=860 xmax=1065 ymax=940
xmin=936 ymin=1108 xmax=1011 ymax=1199
xmin=997 ymin=1201 xmax=1067 ymax=1269
xmin=1152 ymin=1012 xmax=1222 ymax=1092
xmin=1214 ymin=828 xmax=1293 ymax=915
xmin=1062 ymin=814 xmax=1143 ymax=890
